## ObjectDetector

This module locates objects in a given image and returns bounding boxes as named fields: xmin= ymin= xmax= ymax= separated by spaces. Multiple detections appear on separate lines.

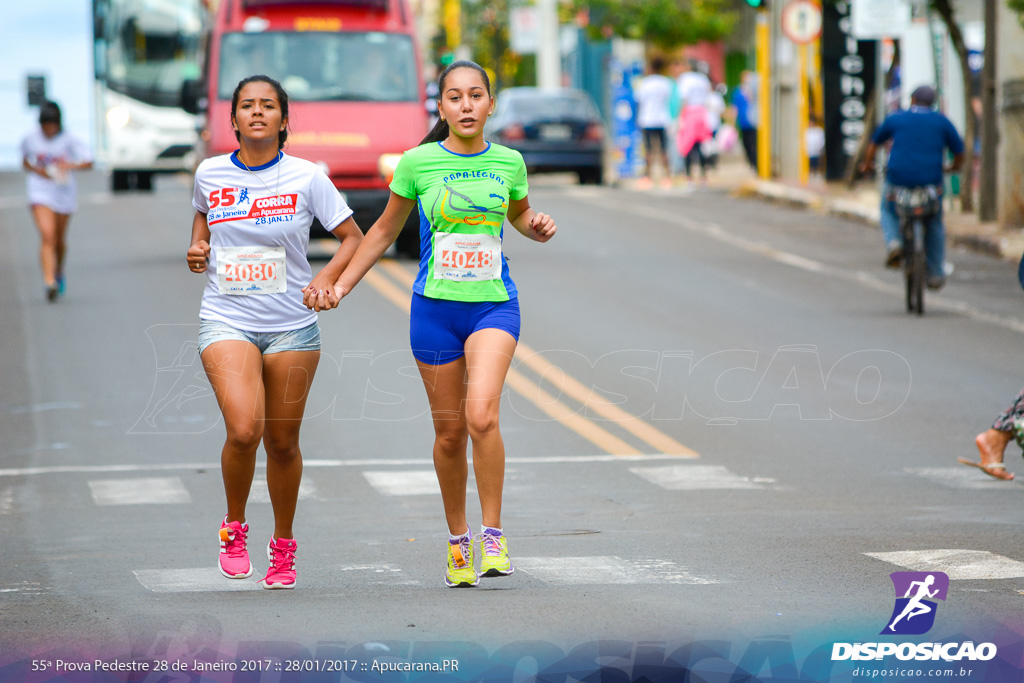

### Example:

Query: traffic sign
xmin=850 ymin=0 xmax=910 ymax=39
xmin=781 ymin=0 xmax=822 ymax=45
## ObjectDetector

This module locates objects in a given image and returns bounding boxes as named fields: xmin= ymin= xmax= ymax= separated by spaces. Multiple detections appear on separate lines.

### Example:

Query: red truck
xmin=188 ymin=0 xmax=427 ymax=256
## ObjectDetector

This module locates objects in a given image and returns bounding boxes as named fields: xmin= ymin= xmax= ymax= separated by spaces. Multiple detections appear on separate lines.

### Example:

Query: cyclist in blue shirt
xmin=862 ymin=85 xmax=964 ymax=290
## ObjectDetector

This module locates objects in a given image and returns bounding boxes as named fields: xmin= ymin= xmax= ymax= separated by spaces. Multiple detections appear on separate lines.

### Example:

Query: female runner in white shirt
xmin=20 ymin=101 xmax=93 ymax=301
xmin=186 ymin=75 xmax=363 ymax=589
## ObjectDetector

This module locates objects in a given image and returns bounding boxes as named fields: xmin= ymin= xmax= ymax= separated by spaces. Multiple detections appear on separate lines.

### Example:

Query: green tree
xmin=572 ymin=0 xmax=736 ymax=49
xmin=931 ymin=0 xmax=976 ymax=212
xmin=1009 ymin=0 xmax=1024 ymax=23
xmin=434 ymin=0 xmax=537 ymax=90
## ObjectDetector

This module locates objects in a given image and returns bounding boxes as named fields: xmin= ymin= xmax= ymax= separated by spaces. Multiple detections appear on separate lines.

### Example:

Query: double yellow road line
xmin=364 ymin=259 xmax=698 ymax=459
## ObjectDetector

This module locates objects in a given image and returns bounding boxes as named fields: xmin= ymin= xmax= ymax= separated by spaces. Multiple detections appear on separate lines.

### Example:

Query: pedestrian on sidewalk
xmin=634 ymin=56 xmax=675 ymax=189
xmin=731 ymin=71 xmax=758 ymax=172
xmin=187 ymin=75 xmax=364 ymax=589
xmin=702 ymin=82 xmax=728 ymax=171
xmin=806 ymin=116 xmax=825 ymax=178
xmin=322 ymin=60 xmax=556 ymax=588
xmin=676 ymin=60 xmax=713 ymax=184
xmin=20 ymin=101 xmax=93 ymax=302
xmin=959 ymin=392 xmax=1023 ymax=481
xmin=861 ymin=85 xmax=963 ymax=290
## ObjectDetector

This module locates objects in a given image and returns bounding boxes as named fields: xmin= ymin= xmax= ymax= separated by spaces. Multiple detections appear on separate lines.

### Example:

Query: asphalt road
xmin=1 ymin=170 xmax=1022 ymax=680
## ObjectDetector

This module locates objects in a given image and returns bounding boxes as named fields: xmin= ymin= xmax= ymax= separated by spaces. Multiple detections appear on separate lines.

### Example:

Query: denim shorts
xmin=198 ymin=318 xmax=321 ymax=355
xmin=410 ymin=293 xmax=520 ymax=365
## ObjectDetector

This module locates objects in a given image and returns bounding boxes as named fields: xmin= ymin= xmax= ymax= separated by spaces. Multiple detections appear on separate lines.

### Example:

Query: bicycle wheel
xmin=912 ymin=220 xmax=925 ymax=315
xmin=905 ymin=266 xmax=914 ymax=312
xmin=912 ymin=249 xmax=925 ymax=315
xmin=903 ymin=220 xmax=916 ymax=313
xmin=903 ymin=218 xmax=925 ymax=315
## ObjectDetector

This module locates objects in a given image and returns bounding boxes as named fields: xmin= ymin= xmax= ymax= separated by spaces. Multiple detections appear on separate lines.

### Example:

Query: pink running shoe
xmin=218 ymin=518 xmax=252 ymax=579
xmin=259 ymin=537 xmax=297 ymax=590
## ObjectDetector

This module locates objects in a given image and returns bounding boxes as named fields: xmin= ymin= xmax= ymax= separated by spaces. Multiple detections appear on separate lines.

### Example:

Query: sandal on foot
xmin=956 ymin=457 xmax=1015 ymax=481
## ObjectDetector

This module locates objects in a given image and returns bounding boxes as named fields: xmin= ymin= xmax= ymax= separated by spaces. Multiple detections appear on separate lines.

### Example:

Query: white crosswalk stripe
xmin=246 ymin=474 xmax=318 ymax=503
xmin=514 ymin=556 xmax=718 ymax=585
xmin=337 ymin=564 xmax=419 ymax=585
xmin=134 ymin=564 xmax=414 ymax=592
xmin=363 ymin=470 xmax=476 ymax=496
xmin=864 ymin=550 xmax=1024 ymax=580
xmin=0 ymin=454 xmax=684 ymax=478
xmin=88 ymin=477 xmax=191 ymax=505
xmin=630 ymin=464 xmax=775 ymax=490
xmin=132 ymin=557 xmax=715 ymax=591
xmin=134 ymin=568 xmax=259 ymax=592
xmin=904 ymin=467 xmax=1022 ymax=490
xmin=363 ymin=470 xmax=439 ymax=496
xmin=78 ymin=463 xmax=777 ymax=505
xmin=0 ymin=193 xmax=111 ymax=211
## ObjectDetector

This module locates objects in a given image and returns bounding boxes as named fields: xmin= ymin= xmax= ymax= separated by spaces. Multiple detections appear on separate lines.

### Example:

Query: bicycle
xmin=890 ymin=184 xmax=943 ymax=316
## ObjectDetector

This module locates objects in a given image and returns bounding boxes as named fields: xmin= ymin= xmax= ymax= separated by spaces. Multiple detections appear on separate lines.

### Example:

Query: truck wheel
xmin=111 ymin=171 xmax=154 ymax=192
xmin=111 ymin=171 xmax=129 ymax=192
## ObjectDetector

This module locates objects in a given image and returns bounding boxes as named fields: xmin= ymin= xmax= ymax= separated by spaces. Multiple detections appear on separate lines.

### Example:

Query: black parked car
xmin=485 ymin=87 xmax=605 ymax=185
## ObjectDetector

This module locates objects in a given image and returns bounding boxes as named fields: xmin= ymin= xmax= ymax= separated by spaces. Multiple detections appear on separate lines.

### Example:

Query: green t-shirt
xmin=390 ymin=141 xmax=529 ymax=302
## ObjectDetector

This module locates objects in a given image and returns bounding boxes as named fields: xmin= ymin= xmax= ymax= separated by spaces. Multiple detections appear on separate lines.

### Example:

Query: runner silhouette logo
xmin=881 ymin=572 xmax=949 ymax=635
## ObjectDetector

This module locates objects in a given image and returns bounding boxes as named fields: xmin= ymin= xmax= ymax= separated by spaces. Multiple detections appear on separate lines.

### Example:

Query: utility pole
xmin=756 ymin=10 xmax=771 ymax=179
xmin=978 ymin=0 xmax=998 ymax=222
xmin=536 ymin=0 xmax=560 ymax=89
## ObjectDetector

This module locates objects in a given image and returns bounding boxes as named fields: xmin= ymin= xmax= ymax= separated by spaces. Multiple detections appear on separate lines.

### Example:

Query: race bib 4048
xmin=217 ymin=246 xmax=287 ymax=295
xmin=433 ymin=232 xmax=502 ymax=282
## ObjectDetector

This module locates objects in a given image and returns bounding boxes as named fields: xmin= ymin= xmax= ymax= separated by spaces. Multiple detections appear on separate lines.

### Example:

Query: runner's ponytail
xmin=421 ymin=117 xmax=449 ymax=145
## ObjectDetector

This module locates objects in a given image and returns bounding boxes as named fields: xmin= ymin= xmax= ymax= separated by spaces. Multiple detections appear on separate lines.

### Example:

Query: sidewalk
xmin=628 ymin=157 xmax=1024 ymax=263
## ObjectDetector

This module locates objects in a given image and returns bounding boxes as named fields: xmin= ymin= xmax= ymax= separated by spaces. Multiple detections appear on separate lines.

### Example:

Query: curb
xmin=738 ymin=180 xmax=1018 ymax=262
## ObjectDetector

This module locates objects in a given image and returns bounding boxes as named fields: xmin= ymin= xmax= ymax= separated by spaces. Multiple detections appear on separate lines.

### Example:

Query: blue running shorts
xmin=410 ymin=293 xmax=521 ymax=365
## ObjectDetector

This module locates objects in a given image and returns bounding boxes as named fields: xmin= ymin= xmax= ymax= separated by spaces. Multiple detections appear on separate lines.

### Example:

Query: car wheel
xmin=578 ymin=168 xmax=603 ymax=185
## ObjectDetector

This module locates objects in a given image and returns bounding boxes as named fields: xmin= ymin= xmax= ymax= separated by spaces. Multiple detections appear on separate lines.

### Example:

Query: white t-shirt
xmin=806 ymin=126 xmax=825 ymax=158
xmin=20 ymin=128 xmax=91 ymax=214
xmin=677 ymin=71 xmax=712 ymax=109
xmin=705 ymin=91 xmax=726 ymax=130
xmin=635 ymin=74 xmax=674 ymax=129
xmin=192 ymin=151 xmax=353 ymax=332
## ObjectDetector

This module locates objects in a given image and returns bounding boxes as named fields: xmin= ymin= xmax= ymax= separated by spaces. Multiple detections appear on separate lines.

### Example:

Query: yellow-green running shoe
xmin=477 ymin=529 xmax=514 ymax=577
xmin=444 ymin=534 xmax=478 ymax=587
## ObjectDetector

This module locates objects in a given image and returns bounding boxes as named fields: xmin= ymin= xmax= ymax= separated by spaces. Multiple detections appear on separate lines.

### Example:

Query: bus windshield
xmin=218 ymin=32 xmax=418 ymax=103
xmin=96 ymin=0 xmax=203 ymax=108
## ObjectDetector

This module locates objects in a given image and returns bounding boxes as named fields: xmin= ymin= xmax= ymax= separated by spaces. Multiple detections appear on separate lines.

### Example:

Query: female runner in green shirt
xmin=305 ymin=60 xmax=556 ymax=587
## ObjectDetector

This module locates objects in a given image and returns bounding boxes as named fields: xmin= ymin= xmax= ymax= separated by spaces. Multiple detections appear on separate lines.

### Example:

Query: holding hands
xmin=301 ymin=281 xmax=349 ymax=312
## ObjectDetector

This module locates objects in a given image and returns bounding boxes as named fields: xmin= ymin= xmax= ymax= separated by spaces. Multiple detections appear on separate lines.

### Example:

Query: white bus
xmin=93 ymin=0 xmax=204 ymax=190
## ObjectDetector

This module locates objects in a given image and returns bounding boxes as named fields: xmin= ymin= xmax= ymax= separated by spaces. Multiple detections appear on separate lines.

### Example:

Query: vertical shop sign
xmin=823 ymin=0 xmax=877 ymax=180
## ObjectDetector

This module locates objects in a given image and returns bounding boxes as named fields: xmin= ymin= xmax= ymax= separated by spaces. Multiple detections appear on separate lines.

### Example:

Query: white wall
xmin=899 ymin=19 xmax=979 ymax=136
xmin=0 ymin=1 xmax=94 ymax=169
xmin=997 ymin=3 xmax=1024 ymax=225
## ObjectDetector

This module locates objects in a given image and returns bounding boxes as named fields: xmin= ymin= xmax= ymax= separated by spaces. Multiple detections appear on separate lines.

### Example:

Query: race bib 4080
xmin=216 ymin=246 xmax=287 ymax=295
